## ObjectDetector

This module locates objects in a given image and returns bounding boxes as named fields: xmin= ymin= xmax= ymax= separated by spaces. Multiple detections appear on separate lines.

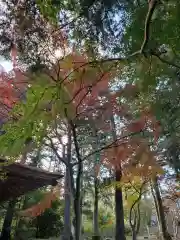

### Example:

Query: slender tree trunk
xmin=152 ymin=177 xmax=172 ymax=240
xmin=74 ymin=172 xmax=82 ymax=240
xmin=92 ymin=127 xmax=100 ymax=240
xmin=132 ymin=230 xmax=137 ymax=240
xmin=150 ymin=182 xmax=161 ymax=234
xmin=71 ymin=122 xmax=83 ymax=240
xmin=63 ymin=167 xmax=73 ymax=240
xmin=146 ymin=225 xmax=150 ymax=239
xmin=115 ymin=170 xmax=126 ymax=240
xmin=0 ymin=199 xmax=17 ymax=240
xmin=110 ymin=116 xmax=126 ymax=240
xmin=93 ymin=177 xmax=100 ymax=240
xmin=135 ymin=204 xmax=141 ymax=236
xmin=129 ymin=205 xmax=138 ymax=240
xmin=129 ymin=184 xmax=144 ymax=240
xmin=62 ymin=125 xmax=73 ymax=240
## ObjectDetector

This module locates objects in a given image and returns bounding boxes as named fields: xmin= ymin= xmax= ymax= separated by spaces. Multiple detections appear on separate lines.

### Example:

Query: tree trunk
xmin=62 ymin=167 xmax=73 ymax=240
xmin=110 ymin=116 xmax=126 ymax=240
xmin=129 ymin=204 xmax=138 ymax=240
xmin=93 ymin=177 xmax=100 ymax=240
xmin=146 ymin=225 xmax=150 ymax=239
xmin=132 ymin=229 xmax=137 ymax=240
xmin=135 ymin=204 xmax=141 ymax=236
xmin=71 ymin=122 xmax=83 ymax=240
xmin=152 ymin=177 xmax=172 ymax=240
xmin=92 ymin=127 xmax=100 ymax=240
xmin=115 ymin=170 xmax=126 ymax=240
xmin=0 ymin=199 xmax=17 ymax=240
xmin=150 ymin=182 xmax=161 ymax=234
xmin=62 ymin=126 xmax=73 ymax=240
xmin=73 ymin=157 xmax=83 ymax=240
xmin=74 ymin=191 xmax=81 ymax=240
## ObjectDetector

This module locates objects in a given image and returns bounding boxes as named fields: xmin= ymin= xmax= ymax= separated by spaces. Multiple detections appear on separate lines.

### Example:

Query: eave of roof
xmin=0 ymin=162 xmax=63 ymax=203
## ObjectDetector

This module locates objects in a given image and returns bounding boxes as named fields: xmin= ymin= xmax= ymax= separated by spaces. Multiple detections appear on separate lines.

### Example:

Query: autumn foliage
xmin=19 ymin=49 xmax=161 ymax=216
xmin=19 ymin=187 xmax=60 ymax=217
xmin=2 ymin=32 xmax=162 ymax=218
xmin=0 ymin=65 xmax=27 ymax=123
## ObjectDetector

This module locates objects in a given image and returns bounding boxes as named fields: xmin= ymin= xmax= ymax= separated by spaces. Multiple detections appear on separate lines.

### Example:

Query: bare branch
xmin=140 ymin=0 xmax=159 ymax=53
xmin=46 ymin=136 xmax=67 ymax=166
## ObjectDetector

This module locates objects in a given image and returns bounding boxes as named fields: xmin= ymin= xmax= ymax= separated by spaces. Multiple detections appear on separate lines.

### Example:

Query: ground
xmin=31 ymin=236 xmax=158 ymax=240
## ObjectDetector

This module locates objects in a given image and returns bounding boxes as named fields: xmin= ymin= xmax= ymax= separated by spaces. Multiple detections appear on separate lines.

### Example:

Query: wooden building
xmin=0 ymin=161 xmax=63 ymax=203
xmin=0 ymin=160 xmax=63 ymax=239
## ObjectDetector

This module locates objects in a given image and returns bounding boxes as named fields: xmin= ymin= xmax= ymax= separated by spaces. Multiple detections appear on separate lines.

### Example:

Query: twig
xmin=140 ymin=0 xmax=159 ymax=53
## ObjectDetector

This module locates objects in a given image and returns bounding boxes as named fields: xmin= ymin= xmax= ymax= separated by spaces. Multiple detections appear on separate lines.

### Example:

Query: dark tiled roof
xmin=0 ymin=160 xmax=63 ymax=202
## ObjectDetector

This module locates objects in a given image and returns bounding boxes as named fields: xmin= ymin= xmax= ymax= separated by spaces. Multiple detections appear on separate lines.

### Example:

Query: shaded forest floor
xmin=31 ymin=236 xmax=158 ymax=240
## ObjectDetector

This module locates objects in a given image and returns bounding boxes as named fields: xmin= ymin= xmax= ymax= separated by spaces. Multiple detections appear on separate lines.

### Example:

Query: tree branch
xmin=140 ymin=0 xmax=159 ymax=53
xmin=72 ymin=130 xmax=143 ymax=166
xmin=46 ymin=136 xmax=67 ymax=166
xmin=129 ymin=183 xmax=144 ymax=228
xmin=151 ymin=51 xmax=180 ymax=69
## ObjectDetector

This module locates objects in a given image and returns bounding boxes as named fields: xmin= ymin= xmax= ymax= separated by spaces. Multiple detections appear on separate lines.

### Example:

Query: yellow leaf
xmin=140 ymin=151 xmax=149 ymax=164
xmin=60 ymin=55 xmax=74 ymax=70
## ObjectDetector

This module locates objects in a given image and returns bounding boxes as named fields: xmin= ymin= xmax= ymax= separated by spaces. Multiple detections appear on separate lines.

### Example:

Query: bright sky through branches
xmin=0 ymin=58 xmax=13 ymax=72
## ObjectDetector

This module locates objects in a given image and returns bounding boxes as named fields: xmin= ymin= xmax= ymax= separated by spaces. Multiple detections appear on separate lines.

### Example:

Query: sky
xmin=0 ymin=58 xmax=13 ymax=72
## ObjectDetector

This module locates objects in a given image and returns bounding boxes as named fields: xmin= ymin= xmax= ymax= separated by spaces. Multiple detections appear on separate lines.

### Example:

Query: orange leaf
xmin=19 ymin=190 xmax=59 ymax=217
xmin=127 ymin=119 xmax=146 ymax=133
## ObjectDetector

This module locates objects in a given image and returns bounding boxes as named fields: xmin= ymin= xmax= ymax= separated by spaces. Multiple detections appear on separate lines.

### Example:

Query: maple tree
xmin=1 ymin=1 xmax=180 ymax=239
xmin=0 ymin=51 xmax=161 ymax=240
xmin=0 ymin=29 xmax=164 ymax=238
xmin=3 ymin=65 xmax=162 ymax=239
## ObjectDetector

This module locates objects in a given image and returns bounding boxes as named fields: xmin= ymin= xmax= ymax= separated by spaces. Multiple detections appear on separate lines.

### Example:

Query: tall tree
xmin=151 ymin=177 xmax=172 ymax=240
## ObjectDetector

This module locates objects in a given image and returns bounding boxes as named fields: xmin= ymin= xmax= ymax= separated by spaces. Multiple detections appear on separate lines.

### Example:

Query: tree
xmin=0 ymin=46 xmax=161 ymax=240
xmin=151 ymin=176 xmax=172 ymax=240
xmin=1 ymin=2 xmax=178 ymax=240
